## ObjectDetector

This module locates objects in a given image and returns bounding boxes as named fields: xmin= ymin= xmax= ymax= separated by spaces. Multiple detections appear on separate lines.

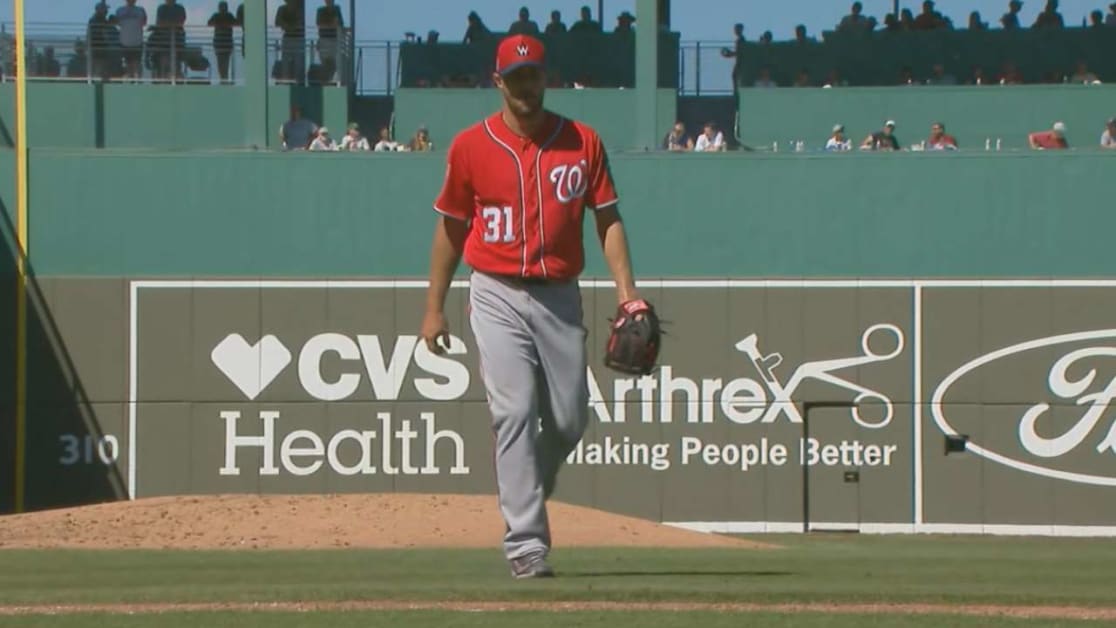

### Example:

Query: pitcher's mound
xmin=0 ymin=494 xmax=776 ymax=550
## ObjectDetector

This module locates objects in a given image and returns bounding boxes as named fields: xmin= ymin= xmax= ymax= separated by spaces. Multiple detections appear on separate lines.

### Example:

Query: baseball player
xmin=421 ymin=34 xmax=645 ymax=579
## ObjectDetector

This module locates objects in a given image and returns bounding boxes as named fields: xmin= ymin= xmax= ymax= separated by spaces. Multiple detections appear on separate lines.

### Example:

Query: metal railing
xmin=0 ymin=22 xmax=362 ymax=88
xmin=678 ymin=40 xmax=738 ymax=96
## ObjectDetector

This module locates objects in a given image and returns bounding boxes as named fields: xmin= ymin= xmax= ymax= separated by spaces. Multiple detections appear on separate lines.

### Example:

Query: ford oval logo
xmin=931 ymin=329 xmax=1116 ymax=486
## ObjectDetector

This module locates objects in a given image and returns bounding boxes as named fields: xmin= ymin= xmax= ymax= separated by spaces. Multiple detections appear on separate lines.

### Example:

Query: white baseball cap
xmin=833 ymin=124 xmax=845 ymax=133
xmin=1052 ymin=121 xmax=1066 ymax=135
xmin=885 ymin=119 xmax=897 ymax=128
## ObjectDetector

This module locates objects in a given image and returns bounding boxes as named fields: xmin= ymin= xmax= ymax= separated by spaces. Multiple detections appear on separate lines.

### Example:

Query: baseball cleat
xmin=509 ymin=553 xmax=555 ymax=579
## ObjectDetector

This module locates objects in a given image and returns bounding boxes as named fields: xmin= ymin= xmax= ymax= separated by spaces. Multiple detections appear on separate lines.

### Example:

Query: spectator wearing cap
xmin=1028 ymin=122 xmax=1069 ymax=149
xmin=861 ymin=120 xmax=901 ymax=151
xmin=341 ymin=123 xmax=371 ymax=151
xmin=825 ymin=125 xmax=852 ymax=151
xmin=926 ymin=122 xmax=958 ymax=150
xmin=694 ymin=122 xmax=726 ymax=152
xmin=509 ymin=7 xmax=540 ymax=36
xmin=309 ymin=127 xmax=339 ymax=151
xmin=615 ymin=11 xmax=636 ymax=33
xmin=1001 ymin=0 xmax=1023 ymax=30
xmin=1101 ymin=118 xmax=1116 ymax=149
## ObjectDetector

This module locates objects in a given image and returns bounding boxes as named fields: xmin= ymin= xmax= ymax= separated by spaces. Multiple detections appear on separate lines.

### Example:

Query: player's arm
xmin=586 ymin=132 xmax=638 ymax=305
xmin=422 ymin=139 xmax=473 ymax=354
xmin=595 ymin=208 xmax=638 ymax=305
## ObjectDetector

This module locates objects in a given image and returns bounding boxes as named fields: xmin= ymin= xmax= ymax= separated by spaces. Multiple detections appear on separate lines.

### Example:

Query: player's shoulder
xmin=562 ymin=116 xmax=604 ymax=144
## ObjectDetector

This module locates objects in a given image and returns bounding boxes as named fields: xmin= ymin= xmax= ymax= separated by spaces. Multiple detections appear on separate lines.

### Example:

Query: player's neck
xmin=501 ymin=108 xmax=547 ymax=138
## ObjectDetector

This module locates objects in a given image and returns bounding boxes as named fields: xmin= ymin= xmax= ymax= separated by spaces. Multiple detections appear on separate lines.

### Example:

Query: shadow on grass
xmin=562 ymin=570 xmax=794 ymax=578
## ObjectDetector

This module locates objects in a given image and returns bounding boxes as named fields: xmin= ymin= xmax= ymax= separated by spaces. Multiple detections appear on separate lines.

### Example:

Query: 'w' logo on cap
xmin=516 ymin=44 xmax=529 ymax=56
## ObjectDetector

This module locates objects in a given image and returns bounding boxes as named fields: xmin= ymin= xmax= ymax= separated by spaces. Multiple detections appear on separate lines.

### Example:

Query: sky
xmin=1 ymin=0 xmax=1111 ymax=43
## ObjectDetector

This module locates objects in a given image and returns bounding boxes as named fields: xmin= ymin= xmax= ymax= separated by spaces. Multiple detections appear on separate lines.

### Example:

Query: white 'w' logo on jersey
xmin=549 ymin=161 xmax=588 ymax=204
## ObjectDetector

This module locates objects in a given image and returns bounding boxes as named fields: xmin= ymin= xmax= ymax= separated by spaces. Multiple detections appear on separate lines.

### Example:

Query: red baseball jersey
xmin=433 ymin=110 xmax=619 ymax=281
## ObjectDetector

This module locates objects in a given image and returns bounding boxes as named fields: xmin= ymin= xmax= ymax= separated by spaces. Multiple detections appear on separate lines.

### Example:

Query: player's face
xmin=496 ymin=66 xmax=546 ymax=118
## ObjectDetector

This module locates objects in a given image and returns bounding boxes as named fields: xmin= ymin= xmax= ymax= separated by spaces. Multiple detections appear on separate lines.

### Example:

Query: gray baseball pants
xmin=467 ymin=270 xmax=590 ymax=561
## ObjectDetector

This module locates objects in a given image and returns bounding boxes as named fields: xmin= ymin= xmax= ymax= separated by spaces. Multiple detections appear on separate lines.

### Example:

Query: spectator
xmin=926 ymin=122 xmax=958 ymax=150
xmin=926 ymin=63 xmax=957 ymax=85
xmin=113 ymin=0 xmax=147 ymax=80
xmin=898 ymin=65 xmax=915 ymax=85
xmin=753 ymin=66 xmax=777 ymax=88
xmin=154 ymin=0 xmax=187 ymax=80
xmin=1090 ymin=10 xmax=1105 ymax=27
xmin=373 ymin=126 xmax=400 ymax=151
xmin=997 ymin=61 xmax=1023 ymax=84
xmin=66 ymin=38 xmax=88 ymax=78
xmin=340 ymin=123 xmax=370 ymax=151
xmin=615 ymin=11 xmax=636 ymax=33
xmin=309 ymin=127 xmax=339 ymax=151
xmin=720 ymin=23 xmax=746 ymax=87
xmin=275 ymin=0 xmax=305 ymax=82
xmin=822 ymin=69 xmax=848 ymax=88
xmin=544 ymin=11 xmax=567 ymax=35
xmin=1001 ymin=0 xmax=1023 ymax=29
xmin=970 ymin=66 xmax=989 ymax=85
xmin=570 ymin=5 xmax=602 ymax=33
xmin=793 ymin=68 xmax=812 ymax=87
xmin=884 ymin=13 xmax=901 ymax=31
xmin=408 ymin=126 xmax=434 ymax=152
xmin=1107 ymin=3 xmax=1116 ymax=26
xmin=837 ymin=2 xmax=870 ymax=33
xmin=236 ymin=3 xmax=245 ymax=56
xmin=1033 ymin=0 xmax=1064 ymax=28
xmin=1070 ymin=61 xmax=1099 ymax=84
xmin=1101 ymin=118 xmax=1116 ymax=149
xmin=899 ymin=9 xmax=916 ymax=30
xmin=913 ymin=0 xmax=946 ymax=30
xmin=463 ymin=11 xmax=491 ymax=43
xmin=279 ymin=106 xmax=319 ymax=150
xmin=662 ymin=122 xmax=694 ymax=151
xmin=861 ymin=120 xmax=901 ymax=151
xmin=509 ymin=7 xmax=540 ymax=36
xmin=37 ymin=46 xmax=62 ymax=77
xmin=1028 ymin=121 xmax=1069 ymax=149
xmin=825 ymin=124 xmax=853 ymax=151
xmin=968 ymin=11 xmax=988 ymax=30
xmin=758 ymin=30 xmax=773 ymax=45
xmin=87 ymin=2 xmax=120 ymax=80
xmin=694 ymin=122 xmax=726 ymax=152
xmin=209 ymin=1 xmax=237 ymax=83
xmin=794 ymin=24 xmax=816 ymax=44
xmin=317 ymin=0 xmax=345 ymax=83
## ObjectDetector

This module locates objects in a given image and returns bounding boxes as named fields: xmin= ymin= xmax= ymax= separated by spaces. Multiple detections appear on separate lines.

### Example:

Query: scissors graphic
xmin=734 ymin=324 xmax=905 ymax=429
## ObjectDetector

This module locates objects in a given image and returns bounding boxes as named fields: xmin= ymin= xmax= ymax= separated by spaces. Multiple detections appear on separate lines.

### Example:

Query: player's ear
xmin=492 ymin=72 xmax=504 ymax=89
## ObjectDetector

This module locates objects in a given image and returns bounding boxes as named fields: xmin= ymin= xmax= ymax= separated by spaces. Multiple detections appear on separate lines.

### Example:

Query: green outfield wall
xmin=737 ymin=85 xmax=1116 ymax=150
xmin=15 ymin=148 xmax=1116 ymax=278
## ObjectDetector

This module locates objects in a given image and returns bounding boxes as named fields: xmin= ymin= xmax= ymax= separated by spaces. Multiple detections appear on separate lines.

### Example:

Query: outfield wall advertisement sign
xmin=52 ymin=279 xmax=1116 ymax=533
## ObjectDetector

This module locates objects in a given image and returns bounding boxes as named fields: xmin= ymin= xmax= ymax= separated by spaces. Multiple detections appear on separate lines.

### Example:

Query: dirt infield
xmin=2 ymin=600 xmax=1115 ymax=620
xmin=0 ymin=494 xmax=771 ymax=550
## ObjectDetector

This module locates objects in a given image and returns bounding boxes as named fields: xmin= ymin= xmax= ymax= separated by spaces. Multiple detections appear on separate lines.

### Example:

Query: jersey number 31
xmin=481 ymin=206 xmax=516 ymax=243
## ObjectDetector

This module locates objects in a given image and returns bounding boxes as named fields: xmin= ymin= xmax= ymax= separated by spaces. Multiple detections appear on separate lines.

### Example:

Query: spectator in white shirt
xmin=694 ymin=122 xmax=726 ymax=152
xmin=114 ymin=0 xmax=147 ymax=80
xmin=373 ymin=126 xmax=400 ymax=152
xmin=309 ymin=127 xmax=339 ymax=151
xmin=825 ymin=124 xmax=852 ymax=151
xmin=1102 ymin=118 xmax=1116 ymax=149
xmin=340 ymin=123 xmax=371 ymax=151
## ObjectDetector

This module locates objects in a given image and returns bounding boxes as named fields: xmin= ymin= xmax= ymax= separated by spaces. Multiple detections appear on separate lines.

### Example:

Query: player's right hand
xmin=421 ymin=310 xmax=451 ymax=355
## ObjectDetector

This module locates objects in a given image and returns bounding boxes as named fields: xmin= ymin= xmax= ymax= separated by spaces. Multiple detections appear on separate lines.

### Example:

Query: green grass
xmin=1 ymin=534 xmax=1114 ymax=625
xmin=0 ymin=611 xmax=1104 ymax=628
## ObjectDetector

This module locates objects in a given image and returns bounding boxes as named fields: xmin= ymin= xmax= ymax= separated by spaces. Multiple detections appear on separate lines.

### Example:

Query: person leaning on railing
xmin=209 ymin=1 xmax=238 ymax=83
